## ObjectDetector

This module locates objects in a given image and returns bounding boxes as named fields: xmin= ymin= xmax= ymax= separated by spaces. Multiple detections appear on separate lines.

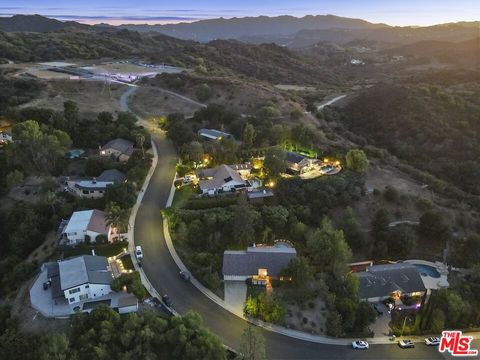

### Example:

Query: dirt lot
xmin=19 ymin=79 xmax=125 ymax=116
xmin=130 ymin=85 xmax=203 ymax=118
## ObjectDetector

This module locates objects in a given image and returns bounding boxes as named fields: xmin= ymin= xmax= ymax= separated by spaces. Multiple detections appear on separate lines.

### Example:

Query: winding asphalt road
xmin=123 ymin=87 xmax=447 ymax=359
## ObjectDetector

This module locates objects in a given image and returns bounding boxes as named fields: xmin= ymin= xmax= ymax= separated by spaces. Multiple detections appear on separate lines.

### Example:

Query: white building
xmin=53 ymin=255 xmax=113 ymax=304
xmin=61 ymin=209 xmax=112 ymax=245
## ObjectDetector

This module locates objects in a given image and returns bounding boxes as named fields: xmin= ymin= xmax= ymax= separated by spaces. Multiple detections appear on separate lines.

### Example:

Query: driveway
xmin=224 ymin=281 xmax=247 ymax=314
xmin=370 ymin=303 xmax=392 ymax=338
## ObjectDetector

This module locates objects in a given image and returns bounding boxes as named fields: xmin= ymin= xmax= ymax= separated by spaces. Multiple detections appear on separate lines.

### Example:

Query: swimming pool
xmin=413 ymin=264 xmax=441 ymax=278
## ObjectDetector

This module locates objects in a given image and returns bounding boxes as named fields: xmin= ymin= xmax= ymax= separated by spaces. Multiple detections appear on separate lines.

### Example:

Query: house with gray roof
xmin=198 ymin=128 xmax=232 ymax=141
xmin=223 ymin=245 xmax=296 ymax=284
xmin=197 ymin=164 xmax=251 ymax=195
xmin=42 ymin=255 xmax=113 ymax=305
xmin=30 ymin=255 xmax=138 ymax=317
xmin=285 ymin=151 xmax=317 ymax=174
xmin=67 ymin=169 xmax=126 ymax=199
xmin=355 ymin=263 xmax=426 ymax=303
xmin=100 ymin=138 xmax=134 ymax=162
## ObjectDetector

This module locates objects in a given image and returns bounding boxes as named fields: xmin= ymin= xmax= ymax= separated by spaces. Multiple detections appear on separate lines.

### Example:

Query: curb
xmin=161 ymin=181 xmax=480 ymax=345
xmin=125 ymin=138 xmax=178 ymax=316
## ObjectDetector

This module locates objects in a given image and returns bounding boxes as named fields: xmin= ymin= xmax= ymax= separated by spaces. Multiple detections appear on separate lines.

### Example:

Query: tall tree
xmin=263 ymin=146 xmax=286 ymax=179
xmin=233 ymin=197 xmax=256 ymax=246
xmin=135 ymin=132 xmax=146 ymax=159
xmin=306 ymin=217 xmax=352 ymax=278
xmin=237 ymin=326 xmax=267 ymax=360
xmin=345 ymin=149 xmax=369 ymax=174
xmin=242 ymin=123 xmax=256 ymax=149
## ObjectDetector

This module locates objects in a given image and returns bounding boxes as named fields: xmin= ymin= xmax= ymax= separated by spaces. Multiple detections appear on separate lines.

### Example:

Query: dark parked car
xmin=179 ymin=271 xmax=191 ymax=281
xmin=162 ymin=294 xmax=172 ymax=307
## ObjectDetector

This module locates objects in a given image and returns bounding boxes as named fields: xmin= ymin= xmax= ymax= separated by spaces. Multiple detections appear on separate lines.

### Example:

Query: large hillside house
xmin=197 ymin=164 xmax=251 ymax=195
xmin=222 ymin=245 xmax=296 ymax=285
xmin=30 ymin=255 xmax=138 ymax=317
xmin=355 ymin=263 xmax=427 ymax=303
xmin=285 ymin=151 xmax=317 ymax=174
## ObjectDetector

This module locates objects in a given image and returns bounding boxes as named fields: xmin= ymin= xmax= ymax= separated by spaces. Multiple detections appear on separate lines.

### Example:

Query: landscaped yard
xmin=172 ymin=185 xmax=195 ymax=209
xmin=120 ymin=254 xmax=135 ymax=270
xmin=61 ymin=241 xmax=129 ymax=258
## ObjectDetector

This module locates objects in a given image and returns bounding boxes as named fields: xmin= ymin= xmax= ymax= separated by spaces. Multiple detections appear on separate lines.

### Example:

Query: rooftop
xmin=97 ymin=169 xmax=127 ymax=183
xmin=64 ymin=209 xmax=109 ymax=235
xmin=58 ymin=255 xmax=112 ymax=290
xmin=356 ymin=263 xmax=426 ymax=299
xmin=101 ymin=138 xmax=134 ymax=155
xmin=223 ymin=246 xmax=296 ymax=277
xmin=198 ymin=128 xmax=232 ymax=140
xmin=75 ymin=180 xmax=113 ymax=190
xmin=285 ymin=151 xmax=307 ymax=164
xmin=198 ymin=164 xmax=246 ymax=191
xmin=247 ymin=188 xmax=274 ymax=199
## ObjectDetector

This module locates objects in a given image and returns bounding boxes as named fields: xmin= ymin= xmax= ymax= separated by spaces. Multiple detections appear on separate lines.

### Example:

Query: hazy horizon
xmin=1 ymin=0 xmax=480 ymax=27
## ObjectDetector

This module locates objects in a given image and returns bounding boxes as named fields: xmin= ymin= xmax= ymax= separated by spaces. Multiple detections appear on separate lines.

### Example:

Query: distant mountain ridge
xmin=0 ymin=14 xmax=87 ymax=32
xmin=111 ymin=14 xmax=388 ymax=41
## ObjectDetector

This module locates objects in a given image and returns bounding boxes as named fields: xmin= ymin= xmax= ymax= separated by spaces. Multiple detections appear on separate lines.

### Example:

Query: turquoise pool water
xmin=413 ymin=264 xmax=441 ymax=278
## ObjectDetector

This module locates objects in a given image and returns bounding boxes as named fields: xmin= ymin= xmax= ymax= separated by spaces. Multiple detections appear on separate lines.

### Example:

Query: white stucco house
xmin=197 ymin=164 xmax=252 ymax=195
xmin=54 ymin=255 xmax=113 ymax=304
xmin=30 ymin=255 xmax=138 ymax=317
xmin=60 ymin=209 xmax=112 ymax=245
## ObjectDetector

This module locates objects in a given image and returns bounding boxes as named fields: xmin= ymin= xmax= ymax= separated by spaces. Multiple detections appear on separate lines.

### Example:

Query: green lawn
xmin=62 ymin=241 xmax=128 ymax=258
xmin=120 ymin=254 xmax=135 ymax=270
xmin=172 ymin=185 xmax=195 ymax=209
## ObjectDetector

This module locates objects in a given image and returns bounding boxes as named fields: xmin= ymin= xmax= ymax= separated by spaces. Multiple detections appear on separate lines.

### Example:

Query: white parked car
xmin=183 ymin=175 xmax=196 ymax=184
xmin=135 ymin=245 xmax=143 ymax=261
xmin=424 ymin=337 xmax=440 ymax=346
xmin=398 ymin=339 xmax=415 ymax=348
xmin=352 ymin=340 xmax=369 ymax=349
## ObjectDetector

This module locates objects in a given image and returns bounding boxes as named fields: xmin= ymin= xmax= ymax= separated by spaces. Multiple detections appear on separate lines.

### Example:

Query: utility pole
xmin=400 ymin=316 xmax=408 ymax=337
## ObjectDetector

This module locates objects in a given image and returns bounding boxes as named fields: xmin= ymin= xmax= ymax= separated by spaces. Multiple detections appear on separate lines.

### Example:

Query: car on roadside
xmin=135 ymin=245 xmax=143 ymax=261
xmin=162 ymin=294 xmax=172 ymax=307
xmin=352 ymin=340 xmax=369 ymax=349
xmin=424 ymin=337 xmax=440 ymax=346
xmin=398 ymin=340 xmax=415 ymax=348
xmin=179 ymin=270 xmax=191 ymax=281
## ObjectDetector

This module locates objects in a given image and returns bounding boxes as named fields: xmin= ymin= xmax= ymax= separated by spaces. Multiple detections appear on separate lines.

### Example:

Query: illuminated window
xmin=258 ymin=268 xmax=267 ymax=277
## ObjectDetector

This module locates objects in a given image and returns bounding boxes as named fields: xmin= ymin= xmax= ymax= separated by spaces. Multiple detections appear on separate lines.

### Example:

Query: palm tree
xmin=135 ymin=133 xmax=145 ymax=159
xmin=105 ymin=202 xmax=130 ymax=233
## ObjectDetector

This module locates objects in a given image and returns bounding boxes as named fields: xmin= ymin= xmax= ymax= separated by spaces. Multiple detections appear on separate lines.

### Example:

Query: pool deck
xmin=404 ymin=259 xmax=449 ymax=290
